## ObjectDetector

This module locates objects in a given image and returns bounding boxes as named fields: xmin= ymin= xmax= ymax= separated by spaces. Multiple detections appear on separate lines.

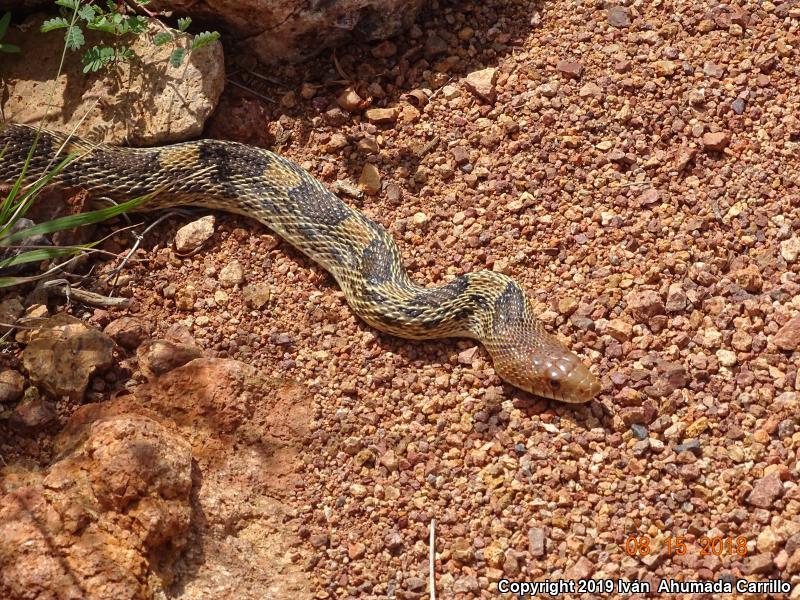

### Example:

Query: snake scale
xmin=0 ymin=123 xmax=600 ymax=402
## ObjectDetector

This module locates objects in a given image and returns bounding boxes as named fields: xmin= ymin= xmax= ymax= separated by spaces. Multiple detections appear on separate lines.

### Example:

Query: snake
xmin=0 ymin=123 xmax=600 ymax=403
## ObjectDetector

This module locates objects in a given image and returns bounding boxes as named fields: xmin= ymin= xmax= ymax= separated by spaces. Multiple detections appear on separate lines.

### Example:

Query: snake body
xmin=0 ymin=123 xmax=600 ymax=402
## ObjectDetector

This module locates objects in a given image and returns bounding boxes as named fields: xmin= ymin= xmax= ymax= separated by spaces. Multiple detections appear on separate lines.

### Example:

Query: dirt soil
xmin=2 ymin=0 xmax=800 ymax=599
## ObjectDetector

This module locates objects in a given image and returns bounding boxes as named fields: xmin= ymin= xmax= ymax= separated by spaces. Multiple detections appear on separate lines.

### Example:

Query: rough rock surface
xmin=0 ymin=14 xmax=224 ymax=145
xmin=148 ymin=0 xmax=425 ymax=64
xmin=21 ymin=313 xmax=114 ymax=400
xmin=0 ymin=357 xmax=312 ymax=599
xmin=0 ymin=413 xmax=193 ymax=600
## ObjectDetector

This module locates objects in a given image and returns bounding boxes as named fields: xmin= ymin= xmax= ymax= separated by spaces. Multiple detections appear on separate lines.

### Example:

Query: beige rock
xmin=359 ymin=163 xmax=382 ymax=195
xmin=364 ymin=107 xmax=399 ymax=124
xmin=219 ymin=259 xmax=245 ymax=287
xmin=464 ymin=67 xmax=498 ymax=101
xmin=243 ymin=283 xmax=272 ymax=309
xmin=337 ymin=87 xmax=368 ymax=113
xmin=22 ymin=314 xmax=114 ymax=400
xmin=104 ymin=316 xmax=151 ymax=350
xmin=137 ymin=339 xmax=203 ymax=380
xmin=0 ymin=369 xmax=25 ymax=404
xmin=175 ymin=215 xmax=216 ymax=254
xmin=2 ymin=14 xmax=224 ymax=145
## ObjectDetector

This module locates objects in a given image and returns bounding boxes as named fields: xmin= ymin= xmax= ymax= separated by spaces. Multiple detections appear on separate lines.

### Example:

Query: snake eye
xmin=549 ymin=379 xmax=561 ymax=389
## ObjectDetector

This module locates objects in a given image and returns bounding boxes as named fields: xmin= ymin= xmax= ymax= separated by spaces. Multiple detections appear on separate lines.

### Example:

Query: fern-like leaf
xmin=40 ymin=17 xmax=71 ymax=33
xmin=64 ymin=24 xmax=85 ymax=50
xmin=191 ymin=31 xmax=219 ymax=50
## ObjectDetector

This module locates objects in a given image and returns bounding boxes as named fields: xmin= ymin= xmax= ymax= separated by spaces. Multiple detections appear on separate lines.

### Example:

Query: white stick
xmin=429 ymin=518 xmax=436 ymax=600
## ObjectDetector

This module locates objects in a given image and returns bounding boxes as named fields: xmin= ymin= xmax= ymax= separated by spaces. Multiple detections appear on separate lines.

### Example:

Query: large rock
xmin=1 ymin=14 xmax=224 ymax=145
xmin=1 ymin=357 xmax=313 ymax=599
xmin=147 ymin=0 xmax=425 ymax=64
xmin=0 ymin=414 xmax=193 ymax=600
xmin=21 ymin=313 xmax=114 ymax=400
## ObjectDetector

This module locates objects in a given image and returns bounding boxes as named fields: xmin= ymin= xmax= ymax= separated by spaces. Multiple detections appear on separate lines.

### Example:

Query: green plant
xmin=0 ymin=134 xmax=149 ymax=287
xmin=0 ymin=12 xmax=21 ymax=53
xmin=41 ymin=0 xmax=220 ymax=73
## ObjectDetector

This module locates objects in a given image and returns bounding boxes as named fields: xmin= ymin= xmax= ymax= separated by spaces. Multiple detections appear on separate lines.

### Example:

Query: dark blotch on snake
xmin=287 ymin=175 xmax=351 ymax=227
xmin=491 ymin=281 xmax=526 ymax=336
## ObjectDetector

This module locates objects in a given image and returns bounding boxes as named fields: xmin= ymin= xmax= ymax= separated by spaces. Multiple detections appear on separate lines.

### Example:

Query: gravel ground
xmin=8 ymin=0 xmax=800 ymax=598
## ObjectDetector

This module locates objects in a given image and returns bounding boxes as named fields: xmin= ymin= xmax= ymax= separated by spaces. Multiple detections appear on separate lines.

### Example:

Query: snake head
xmin=490 ymin=341 xmax=601 ymax=403
xmin=480 ymin=278 xmax=601 ymax=403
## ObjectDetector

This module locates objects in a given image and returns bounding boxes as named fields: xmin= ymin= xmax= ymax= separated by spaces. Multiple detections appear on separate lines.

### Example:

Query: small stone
xmin=348 ymin=542 xmax=366 ymax=560
xmin=380 ymin=450 xmax=398 ymax=471
xmin=702 ymin=131 xmax=731 ymax=151
xmin=406 ymin=576 xmax=426 ymax=592
xmin=716 ymin=349 xmax=737 ymax=367
xmin=780 ymin=237 xmax=800 ymax=263
xmin=747 ymin=472 xmax=784 ymax=508
xmin=458 ymin=346 xmax=479 ymax=365
xmin=528 ymin=527 xmax=546 ymax=557
xmin=0 ymin=369 xmax=25 ymax=404
xmin=556 ymin=59 xmax=583 ymax=79
xmin=558 ymin=297 xmax=579 ymax=316
xmin=213 ymin=290 xmax=229 ymax=306
xmin=685 ymin=416 xmax=709 ymax=438
xmin=300 ymin=83 xmax=316 ymax=99
xmin=359 ymin=164 xmax=381 ymax=195
xmin=0 ymin=297 xmax=24 ymax=333
xmin=218 ymin=260 xmax=244 ymax=287
xmin=464 ymin=67 xmax=498 ymax=102
xmin=280 ymin=91 xmax=296 ymax=109
xmin=243 ymin=283 xmax=271 ymax=309
xmin=607 ymin=5 xmax=631 ymax=27
xmin=626 ymin=290 xmax=665 ymax=321
xmin=12 ymin=387 xmax=56 ymax=428
xmin=104 ymin=317 xmax=150 ymax=350
xmin=137 ymin=339 xmax=203 ymax=380
xmin=565 ymin=556 xmax=594 ymax=580
xmin=357 ymin=135 xmax=379 ymax=154
xmin=364 ymin=107 xmax=398 ymax=124
xmin=631 ymin=423 xmax=648 ymax=440
xmin=703 ymin=62 xmax=725 ymax=78
xmin=384 ymin=531 xmax=403 ymax=552
xmin=732 ymin=330 xmax=752 ymax=352
xmin=655 ymin=60 xmax=678 ymax=77
xmin=606 ymin=318 xmax=633 ymax=342
xmin=744 ymin=553 xmax=774 ymax=575
xmin=665 ymin=283 xmax=687 ymax=312
xmin=638 ymin=188 xmax=660 ymax=206
xmin=578 ymin=81 xmax=602 ymax=97
xmin=451 ymin=146 xmax=470 ymax=165
xmin=23 ymin=314 xmax=114 ymax=400
xmin=411 ymin=212 xmax=429 ymax=226
xmin=675 ymin=439 xmax=702 ymax=454
xmin=537 ymin=82 xmax=559 ymax=98
xmin=732 ymin=98 xmax=746 ymax=114
xmin=175 ymin=215 xmax=215 ymax=253
xmin=326 ymin=133 xmax=348 ymax=151
xmin=452 ymin=538 xmax=473 ymax=563
xmin=371 ymin=40 xmax=397 ymax=58
xmin=735 ymin=266 xmax=763 ymax=292
xmin=424 ymin=34 xmax=448 ymax=57
xmin=458 ymin=27 xmax=474 ymax=41
xmin=773 ymin=316 xmax=800 ymax=351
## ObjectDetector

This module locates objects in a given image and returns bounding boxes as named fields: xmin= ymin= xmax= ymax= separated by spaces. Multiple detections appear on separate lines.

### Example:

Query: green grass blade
xmin=0 ymin=153 xmax=77 ymax=239
xmin=0 ymin=243 xmax=94 ymax=270
xmin=2 ymin=193 xmax=150 ymax=245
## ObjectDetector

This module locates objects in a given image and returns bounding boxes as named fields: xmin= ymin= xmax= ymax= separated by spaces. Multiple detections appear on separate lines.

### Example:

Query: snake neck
xmin=341 ymin=268 xmax=517 ymax=342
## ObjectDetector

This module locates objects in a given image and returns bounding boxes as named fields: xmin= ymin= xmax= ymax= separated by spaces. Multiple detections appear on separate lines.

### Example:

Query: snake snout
xmin=540 ymin=354 xmax=601 ymax=403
